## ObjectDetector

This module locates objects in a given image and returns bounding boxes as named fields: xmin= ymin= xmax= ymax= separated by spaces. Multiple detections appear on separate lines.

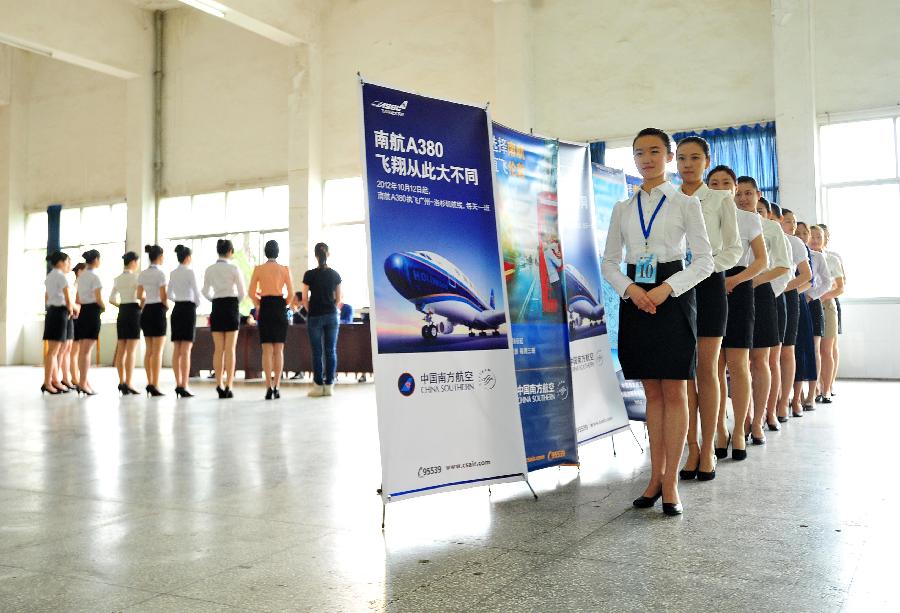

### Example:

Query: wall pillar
xmin=125 ymin=74 xmax=156 ymax=252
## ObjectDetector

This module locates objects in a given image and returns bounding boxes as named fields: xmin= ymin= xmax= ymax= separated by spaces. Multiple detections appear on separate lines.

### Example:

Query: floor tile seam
xmin=0 ymin=510 xmax=166 ymax=554
xmin=0 ymin=562 xmax=164 ymax=597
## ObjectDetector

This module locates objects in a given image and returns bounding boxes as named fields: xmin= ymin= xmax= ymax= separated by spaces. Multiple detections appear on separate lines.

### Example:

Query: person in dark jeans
xmin=301 ymin=242 xmax=342 ymax=397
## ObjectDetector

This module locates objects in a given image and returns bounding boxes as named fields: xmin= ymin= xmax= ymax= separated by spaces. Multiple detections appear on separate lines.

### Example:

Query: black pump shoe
xmin=633 ymin=489 xmax=663 ymax=509
xmin=697 ymin=469 xmax=716 ymax=481
xmin=265 ymin=387 xmax=274 ymax=400
xmin=751 ymin=435 xmax=766 ymax=445
xmin=679 ymin=468 xmax=698 ymax=480
xmin=767 ymin=421 xmax=781 ymax=431
xmin=145 ymin=385 xmax=164 ymax=398
xmin=273 ymin=388 xmax=280 ymax=399
xmin=662 ymin=501 xmax=683 ymax=516
xmin=225 ymin=387 xmax=234 ymax=399
xmin=732 ymin=448 xmax=748 ymax=461
xmin=714 ymin=433 xmax=731 ymax=460
xmin=777 ymin=416 xmax=789 ymax=423
xmin=40 ymin=384 xmax=61 ymax=395
xmin=216 ymin=386 xmax=227 ymax=399
xmin=174 ymin=387 xmax=194 ymax=398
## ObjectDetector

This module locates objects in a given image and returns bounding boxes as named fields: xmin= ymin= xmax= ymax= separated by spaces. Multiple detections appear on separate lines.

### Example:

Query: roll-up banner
xmin=491 ymin=124 xmax=579 ymax=470
xmin=592 ymin=164 xmax=648 ymax=421
xmin=360 ymin=82 xmax=528 ymax=502
xmin=557 ymin=145 xmax=630 ymax=443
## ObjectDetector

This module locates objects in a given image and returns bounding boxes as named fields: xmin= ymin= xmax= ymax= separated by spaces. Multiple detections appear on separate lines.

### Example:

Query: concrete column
xmin=492 ymin=0 xmax=533 ymax=131
xmin=0 ymin=48 xmax=29 ymax=365
xmin=772 ymin=0 xmax=819 ymax=222
xmin=125 ymin=74 xmax=157 ymax=251
xmin=287 ymin=42 xmax=323 ymax=276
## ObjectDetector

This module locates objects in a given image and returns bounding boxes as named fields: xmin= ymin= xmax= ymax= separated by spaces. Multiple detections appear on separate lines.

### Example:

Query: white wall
xmin=162 ymin=7 xmax=292 ymax=196
xmin=834 ymin=302 xmax=900 ymax=379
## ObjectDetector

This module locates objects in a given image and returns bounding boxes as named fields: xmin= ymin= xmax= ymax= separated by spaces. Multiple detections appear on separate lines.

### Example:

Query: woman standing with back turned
xmin=302 ymin=243 xmax=342 ymax=398
xmin=168 ymin=244 xmax=202 ymax=398
xmin=248 ymin=240 xmax=294 ymax=400
xmin=109 ymin=251 xmax=142 ymax=395
xmin=74 ymin=250 xmax=105 ymax=396
xmin=203 ymin=239 xmax=245 ymax=399
xmin=137 ymin=245 xmax=168 ymax=397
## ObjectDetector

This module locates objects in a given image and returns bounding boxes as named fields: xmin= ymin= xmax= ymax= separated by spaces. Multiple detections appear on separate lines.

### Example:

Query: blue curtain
xmin=46 ymin=204 xmax=62 ymax=274
xmin=589 ymin=141 xmax=605 ymax=166
xmin=673 ymin=123 xmax=779 ymax=203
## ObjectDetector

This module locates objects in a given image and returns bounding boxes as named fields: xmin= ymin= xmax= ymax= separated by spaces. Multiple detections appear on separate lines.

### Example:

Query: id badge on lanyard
xmin=635 ymin=192 xmax=666 ymax=285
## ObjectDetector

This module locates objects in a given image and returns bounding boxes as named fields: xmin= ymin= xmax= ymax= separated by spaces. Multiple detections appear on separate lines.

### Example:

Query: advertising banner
xmin=492 ymin=124 xmax=578 ymax=470
xmin=557 ymin=144 xmax=630 ymax=443
xmin=361 ymin=82 xmax=528 ymax=501
xmin=592 ymin=163 xmax=648 ymax=421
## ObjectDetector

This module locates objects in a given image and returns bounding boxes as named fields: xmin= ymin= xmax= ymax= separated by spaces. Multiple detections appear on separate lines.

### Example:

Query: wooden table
xmin=190 ymin=321 xmax=374 ymax=379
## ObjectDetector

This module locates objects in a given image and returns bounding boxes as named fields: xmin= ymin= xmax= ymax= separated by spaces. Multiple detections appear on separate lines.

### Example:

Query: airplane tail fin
xmin=490 ymin=289 xmax=495 ymax=310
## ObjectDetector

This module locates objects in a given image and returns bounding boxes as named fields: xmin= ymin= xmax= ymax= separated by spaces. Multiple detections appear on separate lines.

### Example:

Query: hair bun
xmin=144 ymin=244 xmax=152 ymax=254
xmin=175 ymin=244 xmax=184 ymax=254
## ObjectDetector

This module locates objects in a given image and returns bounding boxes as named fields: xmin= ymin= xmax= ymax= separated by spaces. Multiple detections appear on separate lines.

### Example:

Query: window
xmin=820 ymin=116 xmax=900 ymax=299
xmin=321 ymin=177 xmax=369 ymax=310
xmin=159 ymin=185 xmax=290 ymax=314
xmin=24 ymin=203 xmax=128 ymax=320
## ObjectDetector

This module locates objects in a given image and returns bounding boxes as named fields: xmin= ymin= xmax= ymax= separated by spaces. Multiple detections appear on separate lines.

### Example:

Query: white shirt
xmin=109 ymin=271 xmax=139 ymax=305
xmin=202 ymin=259 xmax=245 ymax=300
xmin=759 ymin=216 xmax=791 ymax=273
xmin=45 ymin=268 xmax=69 ymax=307
xmin=825 ymin=252 xmax=844 ymax=280
xmin=680 ymin=184 xmax=742 ymax=273
xmin=808 ymin=250 xmax=832 ymax=301
xmin=735 ymin=209 xmax=764 ymax=268
xmin=76 ymin=269 xmax=102 ymax=304
xmin=770 ymin=233 xmax=795 ymax=297
xmin=777 ymin=234 xmax=810 ymax=295
xmin=826 ymin=250 xmax=846 ymax=283
xmin=138 ymin=265 xmax=167 ymax=304
xmin=601 ymin=181 xmax=713 ymax=298
xmin=168 ymin=265 xmax=202 ymax=305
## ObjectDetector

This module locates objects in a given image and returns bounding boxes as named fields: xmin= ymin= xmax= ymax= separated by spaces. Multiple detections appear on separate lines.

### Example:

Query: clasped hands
xmin=625 ymin=282 xmax=673 ymax=315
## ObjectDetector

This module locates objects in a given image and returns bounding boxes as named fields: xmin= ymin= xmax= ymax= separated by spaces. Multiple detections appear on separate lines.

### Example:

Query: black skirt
xmin=117 ymin=303 xmax=142 ymax=340
xmin=695 ymin=271 xmax=728 ymax=338
xmin=752 ymin=282 xmax=780 ymax=349
xmin=835 ymin=297 xmax=843 ymax=335
xmin=43 ymin=306 xmax=69 ymax=342
xmin=723 ymin=267 xmax=755 ymax=349
xmin=74 ymin=303 xmax=102 ymax=341
xmin=66 ymin=316 xmax=75 ymax=341
xmin=775 ymin=293 xmax=787 ymax=345
xmin=210 ymin=297 xmax=240 ymax=332
xmin=795 ymin=295 xmax=817 ymax=381
xmin=783 ymin=289 xmax=800 ymax=347
xmin=619 ymin=260 xmax=696 ymax=380
xmin=258 ymin=296 xmax=288 ymax=344
xmin=809 ymin=298 xmax=825 ymax=337
xmin=140 ymin=303 xmax=167 ymax=337
xmin=171 ymin=301 xmax=197 ymax=342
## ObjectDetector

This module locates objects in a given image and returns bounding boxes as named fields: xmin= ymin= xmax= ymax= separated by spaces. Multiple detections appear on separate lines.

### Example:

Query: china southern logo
xmin=478 ymin=369 xmax=497 ymax=391
xmin=398 ymin=373 xmax=416 ymax=396
xmin=372 ymin=100 xmax=408 ymax=116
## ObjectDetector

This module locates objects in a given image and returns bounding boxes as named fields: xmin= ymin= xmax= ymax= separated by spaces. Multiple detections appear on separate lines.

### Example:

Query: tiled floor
xmin=0 ymin=367 xmax=894 ymax=612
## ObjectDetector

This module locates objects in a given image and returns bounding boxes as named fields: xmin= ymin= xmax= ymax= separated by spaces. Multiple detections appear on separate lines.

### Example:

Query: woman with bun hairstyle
xmin=168 ymin=244 xmax=202 ymax=398
xmin=202 ymin=239 xmax=245 ymax=399
xmin=675 ymin=139 xmax=742 ymax=481
xmin=792 ymin=222 xmax=818 ymax=415
xmin=41 ymin=251 xmax=74 ymax=394
xmin=137 ymin=245 xmax=168 ymax=397
xmin=807 ymin=225 xmax=836 ymax=405
xmin=66 ymin=263 xmax=86 ymax=389
xmin=602 ymin=128 xmax=713 ymax=516
xmin=248 ymin=239 xmax=294 ymax=400
xmin=109 ymin=251 xmax=142 ymax=395
xmin=74 ymin=250 xmax=105 ymax=396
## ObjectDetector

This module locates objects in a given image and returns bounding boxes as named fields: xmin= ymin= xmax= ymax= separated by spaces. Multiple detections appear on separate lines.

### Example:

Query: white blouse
xmin=681 ymin=184 xmax=742 ymax=273
xmin=735 ymin=209 xmax=764 ymax=268
xmin=76 ymin=269 xmax=102 ymax=304
xmin=808 ymin=250 xmax=833 ymax=301
xmin=770 ymin=233 xmax=795 ymax=297
xmin=168 ymin=265 xmax=202 ymax=305
xmin=601 ymin=181 xmax=713 ymax=298
xmin=202 ymin=259 xmax=245 ymax=300
xmin=760 ymin=217 xmax=791 ymax=273
xmin=137 ymin=265 xmax=167 ymax=305
xmin=825 ymin=252 xmax=844 ymax=280
xmin=45 ymin=268 xmax=69 ymax=307
xmin=109 ymin=271 xmax=139 ymax=305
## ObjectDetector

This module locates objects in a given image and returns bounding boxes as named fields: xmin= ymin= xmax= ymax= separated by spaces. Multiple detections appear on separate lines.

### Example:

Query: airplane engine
xmin=439 ymin=321 xmax=455 ymax=335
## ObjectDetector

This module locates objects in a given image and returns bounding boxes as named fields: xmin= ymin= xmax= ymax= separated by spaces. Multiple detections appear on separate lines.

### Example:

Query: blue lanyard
xmin=637 ymin=192 xmax=667 ymax=246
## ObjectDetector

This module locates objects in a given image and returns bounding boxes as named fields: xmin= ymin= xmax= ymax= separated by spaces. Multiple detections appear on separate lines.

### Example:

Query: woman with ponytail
xmin=302 ymin=242 xmax=342 ymax=397
xmin=202 ymin=239 xmax=245 ymax=398
xmin=41 ymin=251 xmax=74 ymax=394
xmin=168 ymin=244 xmax=202 ymax=397
xmin=74 ymin=250 xmax=105 ymax=396
xmin=110 ymin=251 xmax=141 ymax=395
xmin=137 ymin=245 xmax=168 ymax=397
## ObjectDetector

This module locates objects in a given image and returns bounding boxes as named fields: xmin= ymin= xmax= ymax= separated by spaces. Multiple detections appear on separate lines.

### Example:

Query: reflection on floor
xmin=0 ymin=367 xmax=894 ymax=612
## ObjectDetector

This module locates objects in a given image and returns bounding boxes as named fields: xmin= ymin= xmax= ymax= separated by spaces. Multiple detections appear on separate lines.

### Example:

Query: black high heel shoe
xmin=633 ymin=489 xmax=663 ymax=509
xmin=60 ymin=380 xmax=75 ymax=391
xmin=40 ymin=384 xmax=61 ymax=395
xmin=273 ymin=388 xmax=280 ymax=399
xmin=118 ymin=383 xmax=128 ymax=396
xmin=751 ymin=434 xmax=766 ymax=445
xmin=145 ymin=385 xmax=164 ymax=397
xmin=76 ymin=386 xmax=96 ymax=396
xmin=715 ymin=433 xmax=731 ymax=460
xmin=662 ymin=501 xmax=684 ymax=516
xmin=225 ymin=387 xmax=234 ymax=399
xmin=216 ymin=386 xmax=227 ymax=399
xmin=777 ymin=416 xmax=789 ymax=423
xmin=767 ymin=421 xmax=781 ymax=431
xmin=265 ymin=387 xmax=274 ymax=400
xmin=174 ymin=387 xmax=194 ymax=398
xmin=732 ymin=447 xmax=747 ymax=461
xmin=126 ymin=386 xmax=140 ymax=395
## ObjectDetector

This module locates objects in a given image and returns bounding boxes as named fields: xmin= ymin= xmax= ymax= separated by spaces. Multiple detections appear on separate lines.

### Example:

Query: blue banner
xmin=493 ymin=124 xmax=578 ymax=470
xmin=592 ymin=164 xmax=647 ymax=421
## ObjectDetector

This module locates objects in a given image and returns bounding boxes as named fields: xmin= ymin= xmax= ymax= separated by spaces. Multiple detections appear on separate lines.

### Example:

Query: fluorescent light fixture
xmin=0 ymin=34 xmax=54 ymax=58
xmin=178 ymin=0 xmax=228 ymax=18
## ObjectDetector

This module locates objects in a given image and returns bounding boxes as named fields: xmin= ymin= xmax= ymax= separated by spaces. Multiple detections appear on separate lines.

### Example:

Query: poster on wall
xmin=592 ymin=163 xmax=647 ymax=421
xmin=361 ymin=82 xmax=528 ymax=502
xmin=492 ymin=124 xmax=579 ymax=470
xmin=557 ymin=144 xmax=630 ymax=443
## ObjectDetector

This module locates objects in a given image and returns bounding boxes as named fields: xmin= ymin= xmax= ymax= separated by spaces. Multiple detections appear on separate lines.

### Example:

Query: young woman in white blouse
xmin=775 ymin=209 xmax=813 ymax=422
xmin=137 ymin=245 xmax=168 ymax=397
xmin=41 ymin=251 xmax=74 ymax=394
xmin=602 ymin=128 xmax=713 ymax=516
xmin=812 ymin=225 xmax=843 ymax=403
xmin=761 ymin=202 xmax=793 ymax=431
xmin=708 ymin=168 xmax=767 ymax=461
xmin=74 ymin=250 xmax=105 ymax=396
xmin=169 ymin=244 xmax=202 ymax=398
xmin=802 ymin=225 xmax=832 ymax=410
xmin=109 ymin=251 xmax=141 ymax=396
xmin=66 ymin=263 xmax=85 ymax=389
xmin=675 ymin=138 xmax=742 ymax=482
xmin=203 ymin=239 xmax=245 ymax=399
xmin=819 ymin=225 xmax=844 ymax=400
